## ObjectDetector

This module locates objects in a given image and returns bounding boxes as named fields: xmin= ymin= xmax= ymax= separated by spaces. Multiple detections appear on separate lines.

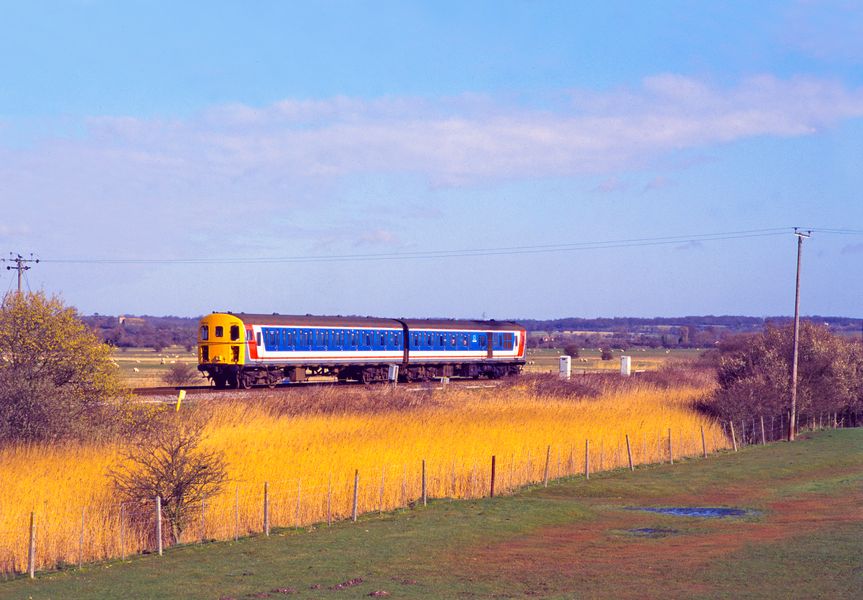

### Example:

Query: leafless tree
xmin=111 ymin=418 xmax=227 ymax=544
xmin=163 ymin=362 xmax=201 ymax=387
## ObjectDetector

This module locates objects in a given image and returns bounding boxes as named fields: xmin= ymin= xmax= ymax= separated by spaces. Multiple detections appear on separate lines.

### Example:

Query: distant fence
xmin=3 ymin=411 xmax=860 ymax=579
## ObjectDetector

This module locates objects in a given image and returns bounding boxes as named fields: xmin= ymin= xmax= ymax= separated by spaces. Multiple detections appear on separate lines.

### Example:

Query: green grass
xmin=3 ymin=430 xmax=861 ymax=599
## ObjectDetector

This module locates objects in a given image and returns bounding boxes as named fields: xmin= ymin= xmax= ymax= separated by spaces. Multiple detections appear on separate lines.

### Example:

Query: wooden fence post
xmin=422 ymin=460 xmax=427 ymax=506
xmin=700 ymin=426 xmax=707 ymax=458
xmin=584 ymin=439 xmax=590 ymax=480
xmin=760 ymin=416 xmax=767 ymax=445
xmin=263 ymin=482 xmax=270 ymax=536
xmin=27 ymin=511 xmax=35 ymax=579
xmin=156 ymin=496 xmax=163 ymax=556
xmin=543 ymin=445 xmax=551 ymax=487
xmin=352 ymin=470 xmax=359 ymax=522
xmin=379 ymin=468 xmax=385 ymax=514
xmin=327 ymin=475 xmax=332 ymax=527
xmin=235 ymin=486 xmax=240 ymax=541
xmin=625 ymin=434 xmax=634 ymax=471
xmin=295 ymin=481 xmax=302 ymax=529
xmin=729 ymin=421 xmax=738 ymax=452
xmin=78 ymin=506 xmax=85 ymax=567
xmin=120 ymin=503 xmax=126 ymax=560
xmin=490 ymin=455 xmax=496 ymax=498
xmin=668 ymin=428 xmax=674 ymax=465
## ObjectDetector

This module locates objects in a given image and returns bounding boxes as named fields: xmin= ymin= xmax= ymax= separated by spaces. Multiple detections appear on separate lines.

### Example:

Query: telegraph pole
xmin=788 ymin=229 xmax=811 ymax=441
xmin=2 ymin=253 xmax=39 ymax=293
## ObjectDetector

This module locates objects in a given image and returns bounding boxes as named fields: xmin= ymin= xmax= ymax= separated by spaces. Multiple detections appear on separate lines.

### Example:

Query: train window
xmin=461 ymin=334 xmax=468 ymax=347
xmin=503 ymin=333 xmax=514 ymax=348
xmin=200 ymin=326 xmax=209 ymax=341
xmin=256 ymin=332 xmax=262 ymax=346
xmin=380 ymin=333 xmax=385 ymax=346
xmin=215 ymin=326 xmax=224 ymax=338
xmin=479 ymin=335 xmax=486 ymax=346
xmin=230 ymin=325 xmax=240 ymax=341
xmin=364 ymin=333 xmax=371 ymax=346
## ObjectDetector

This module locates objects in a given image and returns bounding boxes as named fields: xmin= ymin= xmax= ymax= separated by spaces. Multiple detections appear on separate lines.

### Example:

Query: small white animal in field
xmin=133 ymin=368 xmax=140 ymax=372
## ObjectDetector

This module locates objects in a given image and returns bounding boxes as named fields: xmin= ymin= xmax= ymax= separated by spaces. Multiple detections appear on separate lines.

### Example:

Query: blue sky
xmin=1 ymin=1 xmax=862 ymax=318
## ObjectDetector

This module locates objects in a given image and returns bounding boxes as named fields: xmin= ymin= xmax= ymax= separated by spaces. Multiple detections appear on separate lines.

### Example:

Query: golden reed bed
xmin=0 ymin=373 xmax=724 ymax=574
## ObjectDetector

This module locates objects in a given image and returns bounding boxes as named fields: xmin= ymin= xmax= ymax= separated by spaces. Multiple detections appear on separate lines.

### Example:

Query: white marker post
xmin=559 ymin=355 xmax=572 ymax=380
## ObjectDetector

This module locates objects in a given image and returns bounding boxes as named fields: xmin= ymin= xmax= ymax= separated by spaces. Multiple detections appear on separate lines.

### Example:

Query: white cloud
xmin=1 ymin=74 xmax=862 ymax=258
xmin=81 ymin=75 xmax=863 ymax=186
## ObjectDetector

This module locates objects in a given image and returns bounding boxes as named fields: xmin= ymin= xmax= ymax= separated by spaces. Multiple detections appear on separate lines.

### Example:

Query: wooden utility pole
xmin=2 ymin=253 xmax=39 ymax=292
xmin=789 ymin=229 xmax=811 ymax=441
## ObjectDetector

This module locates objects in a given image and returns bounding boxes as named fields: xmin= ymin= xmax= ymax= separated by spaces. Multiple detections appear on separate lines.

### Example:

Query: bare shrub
xmin=699 ymin=322 xmax=862 ymax=422
xmin=505 ymin=373 xmax=602 ymax=399
xmin=563 ymin=344 xmax=580 ymax=359
xmin=163 ymin=362 xmax=201 ymax=387
xmin=111 ymin=417 xmax=227 ymax=544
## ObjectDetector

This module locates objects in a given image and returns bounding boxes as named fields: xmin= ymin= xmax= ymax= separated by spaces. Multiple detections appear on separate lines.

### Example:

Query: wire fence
xmin=2 ymin=410 xmax=859 ymax=579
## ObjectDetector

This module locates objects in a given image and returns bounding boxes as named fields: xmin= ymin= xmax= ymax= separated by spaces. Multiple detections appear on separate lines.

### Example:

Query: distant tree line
xmin=524 ymin=316 xmax=862 ymax=350
xmin=82 ymin=315 xmax=199 ymax=352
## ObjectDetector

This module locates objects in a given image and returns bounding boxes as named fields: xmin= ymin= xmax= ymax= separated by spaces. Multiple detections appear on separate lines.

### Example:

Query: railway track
xmin=131 ymin=379 xmax=502 ymax=397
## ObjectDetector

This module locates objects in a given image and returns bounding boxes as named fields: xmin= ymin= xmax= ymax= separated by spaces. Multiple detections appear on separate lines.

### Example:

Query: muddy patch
xmin=627 ymin=506 xmax=755 ymax=518
xmin=624 ymin=527 xmax=679 ymax=538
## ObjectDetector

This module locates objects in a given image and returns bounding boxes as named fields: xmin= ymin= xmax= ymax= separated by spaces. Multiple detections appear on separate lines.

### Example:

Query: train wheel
xmin=238 ymin=373 xmax=251 ymax=389
xmin=213 ymin=375 xmax=227 ymax=389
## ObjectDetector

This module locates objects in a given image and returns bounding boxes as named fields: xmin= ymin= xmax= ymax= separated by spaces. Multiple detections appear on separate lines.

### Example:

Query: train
xmin=197 ymin=312 xmax=526 ymax=388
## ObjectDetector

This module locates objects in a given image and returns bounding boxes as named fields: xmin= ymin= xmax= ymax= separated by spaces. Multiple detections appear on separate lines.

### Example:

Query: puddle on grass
xmin=626 ymin=528 xmax=679 ymax=538
xmin=627 ymin=507 xmax=755 ymax=518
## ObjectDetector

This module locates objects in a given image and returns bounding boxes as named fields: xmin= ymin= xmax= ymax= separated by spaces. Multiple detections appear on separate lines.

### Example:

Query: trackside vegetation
xmin=1 ymin=429 xmax=860 ymax=599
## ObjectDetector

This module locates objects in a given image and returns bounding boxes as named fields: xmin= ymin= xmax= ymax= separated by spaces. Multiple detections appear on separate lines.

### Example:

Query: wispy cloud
xmin=782 ymin=1 xmax=863 ymax=63
xmin=841 ymin=242 xmax=863 ymax=255
xmin=642 ymin=176 xmax=674 ymax=193
xmin=592 ymin=177 xmax=628 ymax=193
xmin=2 ymin=74 xmax=862 ymax=257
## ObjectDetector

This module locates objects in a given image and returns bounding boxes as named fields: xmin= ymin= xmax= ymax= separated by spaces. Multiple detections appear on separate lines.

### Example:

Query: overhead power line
xmin=40 ymin=228 xmax=794 ymax=265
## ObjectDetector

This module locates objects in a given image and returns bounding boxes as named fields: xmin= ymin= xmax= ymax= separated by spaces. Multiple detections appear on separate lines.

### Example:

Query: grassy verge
xmin=2 ymin=429 xmax=861 ymax=599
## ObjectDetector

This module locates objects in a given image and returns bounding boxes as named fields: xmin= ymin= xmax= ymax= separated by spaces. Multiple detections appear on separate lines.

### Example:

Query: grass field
xmin=0 ymin=373 xmax=721 ymax=576
xmin=2 ymin=428 xmax=859 ymax=599
xmin=524 ymin=347 xmax=703 ymax=374
xmin=111 ymin=345 xmax=202 ymax=387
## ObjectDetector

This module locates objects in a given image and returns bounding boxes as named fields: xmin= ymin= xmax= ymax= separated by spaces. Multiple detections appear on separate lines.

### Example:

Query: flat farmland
xmin=114 ymin=346 xmax=703 ymax=387
xmin=3 ymin=429 xmax=859 ymax=599
xmin=111 ymin=346 xmax=202 ymax=387
xmin=525 ymin=347 xmax=703 ymax=374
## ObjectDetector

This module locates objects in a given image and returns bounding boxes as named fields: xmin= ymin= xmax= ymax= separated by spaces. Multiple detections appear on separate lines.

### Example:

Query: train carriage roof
xmin=222 ymin=313 xmax=402 ymax=328
xmin=401 ymin=318 xmax=523 ymax=331
xmin=214 ymin=313 xmax=523 ymax=331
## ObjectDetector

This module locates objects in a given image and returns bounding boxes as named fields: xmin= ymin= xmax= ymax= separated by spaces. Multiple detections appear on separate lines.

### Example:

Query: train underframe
xmin=199 ymin=361 xmax=523 ymax=389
